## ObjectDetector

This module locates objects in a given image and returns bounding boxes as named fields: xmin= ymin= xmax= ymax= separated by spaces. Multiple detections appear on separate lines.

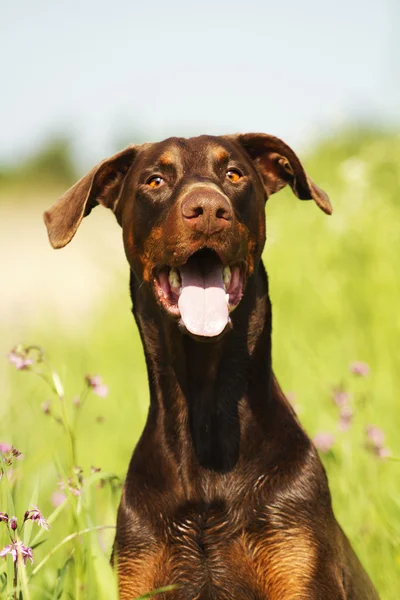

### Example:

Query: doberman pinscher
xmin=44 ymin=133 xmax=379 ymax=599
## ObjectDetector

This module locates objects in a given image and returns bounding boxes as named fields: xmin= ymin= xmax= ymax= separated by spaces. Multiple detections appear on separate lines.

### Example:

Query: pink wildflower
xmin=24 ymin=505 xmax=50 ymax=530
xmin=9 ymin=516 xmax=17 ymax=531
xmin=0 ymin=541 xmax=33 ymax=565
xmin=338 ymin=405 xmax=353 ymax=432
xmin=366 ymin=425 xmax=385 ymax=448
xmin=365 ymin=425 xmax=391 ymax=459
xmin=85 ymin=374 xmax=109 ymax=398
xmin=58 ymin=479 xmax=81 ymax=497
xmin=0 ymin=512 xmax=8 ymax=523
xmin=313 ymin=432 xmax=335 ymax=453
xmin=0 ymin=443 xmax=12 ymax=454
xmin=350 ymin=361 xmax=370 ymax=377
xmin=377 ymin=446 xmax=391 ymax=459
xmin=7 ymin=348 xmax=33 ymax=371
xmin=332 ymin=387 xmax=350 ymax=407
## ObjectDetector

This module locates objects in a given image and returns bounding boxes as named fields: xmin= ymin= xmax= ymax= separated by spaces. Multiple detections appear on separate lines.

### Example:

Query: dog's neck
xmin=130 ymin=261 xmax=298 ymax=488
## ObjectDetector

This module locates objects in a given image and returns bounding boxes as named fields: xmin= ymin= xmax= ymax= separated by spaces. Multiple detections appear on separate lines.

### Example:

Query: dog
xmin=44 ymin=133 xmax=379 ymax=599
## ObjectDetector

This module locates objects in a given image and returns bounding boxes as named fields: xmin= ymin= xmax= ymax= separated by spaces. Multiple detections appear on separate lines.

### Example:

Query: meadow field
xmin=1 ymin=129 xmax=399 ymax=598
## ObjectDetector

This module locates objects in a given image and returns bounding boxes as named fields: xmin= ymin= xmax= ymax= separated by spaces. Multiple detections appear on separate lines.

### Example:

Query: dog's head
xmin=44 ymin=134 xmax=331 ymax=339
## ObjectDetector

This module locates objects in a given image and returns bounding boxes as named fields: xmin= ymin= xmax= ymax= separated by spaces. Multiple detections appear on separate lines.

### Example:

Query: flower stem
xmin=13 ymin=561 xmax=17 ymax=600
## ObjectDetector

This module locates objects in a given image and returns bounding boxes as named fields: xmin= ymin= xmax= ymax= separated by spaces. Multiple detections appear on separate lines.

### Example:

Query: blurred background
xmin=1 ymin=0 xmax=399 ymax=598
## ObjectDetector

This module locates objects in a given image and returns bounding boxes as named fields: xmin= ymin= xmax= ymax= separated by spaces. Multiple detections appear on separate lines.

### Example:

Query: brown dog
xmin=44 ymin=134 xmax=379 ymax=599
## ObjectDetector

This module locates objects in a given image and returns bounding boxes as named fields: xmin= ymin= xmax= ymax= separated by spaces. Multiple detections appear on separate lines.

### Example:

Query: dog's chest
xmin=156 ymin=508 xmax=267 ymax=600
xmin=149 ymin=498 xmax=315 ymax=600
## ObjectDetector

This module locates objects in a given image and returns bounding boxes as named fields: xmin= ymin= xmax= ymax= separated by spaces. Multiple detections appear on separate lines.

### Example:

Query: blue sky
xmin=1 ymin=0 xmax=398 ymax=166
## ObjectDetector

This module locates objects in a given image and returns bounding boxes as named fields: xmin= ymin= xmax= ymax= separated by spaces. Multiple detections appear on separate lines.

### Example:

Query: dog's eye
xmin=147 ymin=176 xmax=165 ymax=188
xmin=226 ymin=169 xmax=242 ymax=183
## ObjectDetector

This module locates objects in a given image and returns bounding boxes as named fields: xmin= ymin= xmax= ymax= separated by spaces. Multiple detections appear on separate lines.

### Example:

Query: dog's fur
xmin=44 ymin=133 xmax=379 ymax=599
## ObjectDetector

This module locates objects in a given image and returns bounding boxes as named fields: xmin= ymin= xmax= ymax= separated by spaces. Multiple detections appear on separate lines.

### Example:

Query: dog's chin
xmin=179 ymin=319 xmax=232 ymax=343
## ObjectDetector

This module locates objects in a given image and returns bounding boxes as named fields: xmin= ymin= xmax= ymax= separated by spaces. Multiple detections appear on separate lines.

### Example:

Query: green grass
xmin=1 ymin=128 xmax=400 ymax=598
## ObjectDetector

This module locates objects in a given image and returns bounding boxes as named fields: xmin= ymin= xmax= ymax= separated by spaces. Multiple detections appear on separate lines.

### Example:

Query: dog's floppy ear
xmin=229 ymin=133 xmax=332 ymax=215
xmin=43 ymin=145 xmax=138 ymax=248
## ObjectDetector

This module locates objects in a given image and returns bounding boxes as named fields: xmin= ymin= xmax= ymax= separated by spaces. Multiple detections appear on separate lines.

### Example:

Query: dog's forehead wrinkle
xmin=137 ymin=135 xmax=243 ymax=179
xmin=181 ymin=138 xmax=231 ymax=176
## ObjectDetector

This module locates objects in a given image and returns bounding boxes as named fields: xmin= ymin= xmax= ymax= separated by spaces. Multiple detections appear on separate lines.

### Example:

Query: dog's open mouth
xmin=154 ymin=249 xmax=244 ymax=338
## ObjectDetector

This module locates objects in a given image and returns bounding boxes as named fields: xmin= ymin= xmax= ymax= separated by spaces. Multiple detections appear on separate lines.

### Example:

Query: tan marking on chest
xmin=116 ymin=512 xmax=317 ymax=599
xmin=243 ymin=527 xmax=316 ymax=599
xmin=117 ymin=546 xmax=167 ymax=600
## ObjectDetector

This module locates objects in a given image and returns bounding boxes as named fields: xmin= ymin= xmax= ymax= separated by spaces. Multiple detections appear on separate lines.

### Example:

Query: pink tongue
xmin=178 ymin=260 xmax=228 ymax=337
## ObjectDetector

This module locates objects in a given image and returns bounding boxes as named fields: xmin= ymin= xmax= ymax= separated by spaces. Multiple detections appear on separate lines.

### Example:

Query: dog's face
xmin=44 ymin=133 xmax=331 ymax=339
xmin=120 ymin=135 xmax=269 ymax=339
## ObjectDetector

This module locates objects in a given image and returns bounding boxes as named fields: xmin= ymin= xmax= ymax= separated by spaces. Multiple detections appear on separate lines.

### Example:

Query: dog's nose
xmin=181 ymin=190 xmax=232 ymax=235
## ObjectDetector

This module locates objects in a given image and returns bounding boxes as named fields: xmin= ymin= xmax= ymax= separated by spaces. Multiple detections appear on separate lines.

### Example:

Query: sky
xmin=1 ymin=0 xmax=398 ymax=167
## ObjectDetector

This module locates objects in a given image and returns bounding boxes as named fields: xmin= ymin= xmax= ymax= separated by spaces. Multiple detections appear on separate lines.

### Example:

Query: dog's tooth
xmin=168 ymin=267 xmax=178 ymax=287
xmin=169 ymin=267 xmax=181 ymax=289
xmin=223 ymin=266 xmax=231 ymax=289
xmin=225 ymin=293 xmax=230 ymax=304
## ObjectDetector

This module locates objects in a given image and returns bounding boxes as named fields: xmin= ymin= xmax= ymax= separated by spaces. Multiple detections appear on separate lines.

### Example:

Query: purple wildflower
xmin=24 ymin=505 xmax=50 ymax=530
xmin=313 ymin=432 xmax=335 ymax=453
xmin=85 ymin=375 xmax=109 ymax=398
xmin=338 ymin=405 xmax=353 ymax=432
xmin=7 ymin=348 xmax=33 ymax=371
xmin=366 ymin=425 xmax=385 ymax=448
xmin=0 ymin=513 xmax=8 ymax=523
xmin=9 ymin=516 xmax=17 ymax=531
xmin=365 ymin=425 xmax=391 ymax=459
xmin=0 ymin=541 xmax=33 ymax=565
xmin=350 ymin=361 xmax=370 ymax=377
xmin=377 ymin=446 xmax=391 ymax=459
xmin=57 ymin=466 xmax=85 ymax=496
xmin=58 ymin=479 xmax=81 ymax=497
xmin=332 ymin=387 xmax=350 ymax=407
